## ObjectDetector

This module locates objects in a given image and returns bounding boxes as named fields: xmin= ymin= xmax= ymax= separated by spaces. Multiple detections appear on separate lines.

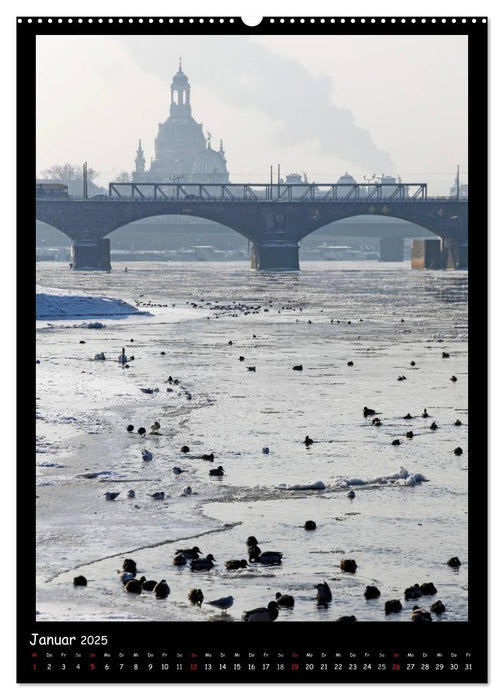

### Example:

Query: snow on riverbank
xmin=36 ymin=285 xmax=148 ymax=320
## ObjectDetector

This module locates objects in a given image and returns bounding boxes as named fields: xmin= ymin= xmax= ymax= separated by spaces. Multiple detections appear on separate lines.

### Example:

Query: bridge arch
xmin=295 ymin=211 xmax=448 ymax=243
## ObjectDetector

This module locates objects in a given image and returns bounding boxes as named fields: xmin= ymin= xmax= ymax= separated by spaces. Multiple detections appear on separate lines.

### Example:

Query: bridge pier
xmin=70 ymin=238 xmax=111 ymax=271
xmin=250 ymin=241 xmax=300 ymax=271
xmin=411 ymin=239 xmax=445 ymax=269
xmin=379 ymin=237 xmax=404 ymax=262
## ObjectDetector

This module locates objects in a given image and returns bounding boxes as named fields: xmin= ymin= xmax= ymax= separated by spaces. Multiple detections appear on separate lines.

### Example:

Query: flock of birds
xmin=360 ymin=404 xmax=464 ymax=453
xmin=103 ymin=420 xmax=226 ymax=502
xmin=86 ymin=333 xmax=465 ymax=623
xmin=71 ymin=533 xmax=462 ymax=622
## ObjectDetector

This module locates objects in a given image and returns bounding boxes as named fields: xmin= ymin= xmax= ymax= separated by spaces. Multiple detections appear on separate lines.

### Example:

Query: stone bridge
xmin=35 ymin=182 xmax=468 ymax=270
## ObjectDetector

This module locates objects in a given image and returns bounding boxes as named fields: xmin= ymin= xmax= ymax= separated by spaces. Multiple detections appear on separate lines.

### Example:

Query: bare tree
xmin=41 ymin=163 xmax=99 ymax=182
xmin=115 ymin=171 xmax=132 ymax=183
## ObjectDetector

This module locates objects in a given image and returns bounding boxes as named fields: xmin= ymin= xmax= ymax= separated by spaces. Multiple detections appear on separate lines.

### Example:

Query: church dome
xmin=337 ymin=171 xmax=357 ymax=185
xmin=192 ymin=146 xmax=228 ymax=180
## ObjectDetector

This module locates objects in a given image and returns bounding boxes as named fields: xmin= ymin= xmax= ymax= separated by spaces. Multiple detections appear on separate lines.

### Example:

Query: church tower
xmin=170 ymin=58 xmax=192 ymax=117
xmin=133 ymin=61 xmax=229 ymax=183
xmin=133 ymin=139 xmax=146 ymax=180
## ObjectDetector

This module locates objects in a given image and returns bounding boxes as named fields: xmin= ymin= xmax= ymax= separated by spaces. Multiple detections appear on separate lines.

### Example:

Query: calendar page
xmin=19 ymin=12 xmax=487 ymax=683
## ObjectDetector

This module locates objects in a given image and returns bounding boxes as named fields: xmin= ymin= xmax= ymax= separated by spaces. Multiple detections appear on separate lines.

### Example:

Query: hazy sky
xmin=36 ymin=33 xmax=467 ymax=195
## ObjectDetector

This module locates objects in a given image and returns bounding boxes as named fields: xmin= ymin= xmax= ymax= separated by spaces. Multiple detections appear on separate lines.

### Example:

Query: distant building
xmin=132 ymin=61 xmax=229 ymax=183
xmin=336 ymin=171 xmax=358 ymax=197
xmin=449 ymin=175 xmax=468 ymax=199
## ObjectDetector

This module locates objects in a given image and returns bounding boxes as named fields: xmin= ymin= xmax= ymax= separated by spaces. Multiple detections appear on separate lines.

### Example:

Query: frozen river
xmin=35 ymin=261 xmax=468 ymax=622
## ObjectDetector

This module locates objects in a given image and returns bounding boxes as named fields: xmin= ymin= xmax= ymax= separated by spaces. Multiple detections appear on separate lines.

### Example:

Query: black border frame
xmin=19 ymin=15 xmax=488 ymax=684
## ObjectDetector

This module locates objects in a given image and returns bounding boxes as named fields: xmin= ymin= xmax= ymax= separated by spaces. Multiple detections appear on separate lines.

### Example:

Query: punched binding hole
xmin=241 ymin=16 xmax=263 ymax=27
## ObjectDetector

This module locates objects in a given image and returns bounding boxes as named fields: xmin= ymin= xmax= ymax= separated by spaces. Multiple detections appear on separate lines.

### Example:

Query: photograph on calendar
xmin=22 ymin=14 xmax=487 ymax=682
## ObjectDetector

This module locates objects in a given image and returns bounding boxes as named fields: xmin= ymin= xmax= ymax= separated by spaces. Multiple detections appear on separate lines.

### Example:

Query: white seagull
xmin=206 ymin=596 xmax=234 ymax=614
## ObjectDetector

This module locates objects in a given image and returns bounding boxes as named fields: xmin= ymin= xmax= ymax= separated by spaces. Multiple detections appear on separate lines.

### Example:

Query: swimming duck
xmin=262 ymin=447 xmax=270 ymax=454
xmin=450 ymin=375 xmax=458 ymax=382
xmin=206 ymin=595 xmax=234 ymax=614
xmin=410 ymin=361 xmax=416 ymax=366
xmin=127 ymin=489 xmax=135 ymax=498
xmin=141 ymin=579 xmax=157 ymax=592
xmin=347 ymin=490 xmax=355 ymax=499
xmin=430 ymin=600 xmax=446 ymax=614
xmin=137 ymin=427 xmax=146 ymax=437
xmin=430 ymin=422 xmax=438 ymax=430
xmin=411 ymin=606 xmax=432 ymax=622
xmin=442 ymin=352 xmax=450 ymax=358
xmin=447 ymin=556 xmax=461 ymax=568
xmin=372 ymin=418 xmax=382 ymax=426
xmin=304 ymin=520 xmax=317 ymax=530
xmin=104 ymin=492 xmax=120 ymax=501
xmin=209 ymin=466 xmax=224 ymax=476
xmin=123 ymin=559 xmax=137 ymax=575
xmin=73 ymin=575 xmax=87 ymax=586
xmin=404 ymin=584 xmax=422 ymax=600
xmin=347 ymin=361 xmax=354 ymax=367
xmin=148 ymin=492 xmax=165 ymax=500
xmin=363 ymin=407 xmax=377 ymax=418
xmin=94 ymin=352 xmax=106 ymax=361
xmin=239 ymin=356 xmax=245 ymax=361
xmin=190 ymin=555 xmax=215 ymax=571
xmin=406 ymin=431 xmax=414 ymax=439
xmin=420 ymin=582 xmax=437 ymax=595
xmin=172 ymin=467 xmax=185 ymax=475
xmin=275 ymin=592 xmax=295 ymax=607
xmin=142 ymin=449 xmax=153 ymax=461
xmin=454 ymin=447 xmax=463 ymax=455
xmin=454 ymin=419 xmax=462 ymax=426
xmin=304 ymin=435 xmax=314 ymax=446
xmin=247 ymin=366 xmax=256 ymax=372
xmin=248 ymin=546 xmax=282 ymax=565
xmin=172 ymin=553 xmax=187 ymax=566
xmin=246 ymin=536 xmax=258 ymax=547
xmin=403 ymin=413 xmax=413 ymax=420
xmin=124 ymin=578 xmax=143 ymax=594
xmin=188 ymin=588 xmax=204 ymax=605
xmin=292 ymin=365 xmax=303 ymax=371
xmin=153 ymin=580 xmax=170 ymax=599
xmin=335 ymin=615 xmax=357 ymax=622
xmin=181 ymin=445 xmax=190 ymax=453
xmin=242 ymin=601 xmax=279 ymax=622
xmin=225 ymin=559 xmax=248 ymax=570
xmin=201 ymin=453 xmax=215 ymax=462
xmin=315 ymin=581 xmax=332 ymax=604
xmin=384 ymin=599 xmax=402 ymax=614
xmin=364 ymin=585 xmax=381 ymax=600
xmin=182 ymin=486 xmax=192 ymax=496
xmin=126 ymin=424 xmax=134 ymax=433
xmin=422 ymin=409 xmax=430 ymax=418
xmin=391 ymin=439 xmax=401 ymax=446
xmin=175 ymin=547 xmax=202 ymax=559
xmin=340 ymin=559 xmax=358 ymax=573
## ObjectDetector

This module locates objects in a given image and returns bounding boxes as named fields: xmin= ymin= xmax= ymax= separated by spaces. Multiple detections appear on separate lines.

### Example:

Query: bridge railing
xmin=107 ymin=182 xmax=429 ymax=202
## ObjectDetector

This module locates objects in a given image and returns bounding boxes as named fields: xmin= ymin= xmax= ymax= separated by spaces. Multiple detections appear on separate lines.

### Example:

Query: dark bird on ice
xmin=315 ymin=581 xmax=332 ymax=604
xmin=175 ymin=547 xmax=202 ymax=559
xmin=242 ymin=601 xmax=279 ymax=622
